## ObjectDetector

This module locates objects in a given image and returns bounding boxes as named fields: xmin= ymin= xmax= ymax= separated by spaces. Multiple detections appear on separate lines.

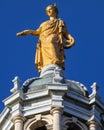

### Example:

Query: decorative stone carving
xmin=10 ymin=76 xmax=21 ymax=93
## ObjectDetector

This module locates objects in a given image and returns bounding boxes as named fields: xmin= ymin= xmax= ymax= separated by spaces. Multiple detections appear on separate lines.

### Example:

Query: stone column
xmin=88 ymin=120 xmax=97 ymax=130
xmin=51 ymin=107 xmax=63 ymax=130
xmin=12 ymin=115 xmax=25 ymax=130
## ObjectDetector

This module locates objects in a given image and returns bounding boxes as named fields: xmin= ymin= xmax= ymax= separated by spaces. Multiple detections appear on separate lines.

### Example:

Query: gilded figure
xmin=16 ymin=4 xmax=75 ymax=72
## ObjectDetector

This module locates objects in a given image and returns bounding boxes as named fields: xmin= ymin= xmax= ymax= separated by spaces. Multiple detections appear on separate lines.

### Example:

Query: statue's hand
xmin=16 ymin=32 xmax=24 ymax=36
xmin=16 ymin=30 xmax=31 ymax=36
xmin=63 ymin=38 xmax=75 ymax=49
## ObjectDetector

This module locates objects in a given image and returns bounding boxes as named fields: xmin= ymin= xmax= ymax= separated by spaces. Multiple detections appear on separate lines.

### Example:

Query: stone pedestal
xmin=40 ymin=64 xmax=64 ymax=84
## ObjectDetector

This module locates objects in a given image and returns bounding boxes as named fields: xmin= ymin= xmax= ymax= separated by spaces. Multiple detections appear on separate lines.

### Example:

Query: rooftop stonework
xmin=22 ymin=78 xmax=88 ymax=96
xmin=0 ymin=73 xmax=104 ymax=130
xmin=21 ymin=65 xmax=88 ymax=97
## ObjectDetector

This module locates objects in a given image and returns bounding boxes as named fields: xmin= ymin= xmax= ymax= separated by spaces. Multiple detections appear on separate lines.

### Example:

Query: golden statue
xmin=16 ymin=4 xmax=75 ymax=72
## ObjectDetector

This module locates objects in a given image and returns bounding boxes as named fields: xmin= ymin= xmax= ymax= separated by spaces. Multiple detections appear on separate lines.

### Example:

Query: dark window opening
xmin=35 ymin=126 xmax=47 ymax=130
xmin=67 ymin=123 xmax=81 ymax=130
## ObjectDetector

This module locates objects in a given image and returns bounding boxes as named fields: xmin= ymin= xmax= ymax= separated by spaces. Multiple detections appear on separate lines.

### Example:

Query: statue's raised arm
xmin=16 ymin=4 xmax=75 ymax=73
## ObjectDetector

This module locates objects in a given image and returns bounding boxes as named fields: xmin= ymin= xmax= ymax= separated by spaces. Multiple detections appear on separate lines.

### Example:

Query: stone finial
xmin=10 ymin=76 xmax=21 ymax=93
xmin=53 ymin=66 xmax=64 ymax=84
xmin=91 ymin=82 xmax=99 ymax=95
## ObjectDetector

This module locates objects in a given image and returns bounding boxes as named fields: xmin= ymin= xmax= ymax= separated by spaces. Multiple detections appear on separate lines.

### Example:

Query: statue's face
xmin=46 ymin=6 xmax=57 ymax=17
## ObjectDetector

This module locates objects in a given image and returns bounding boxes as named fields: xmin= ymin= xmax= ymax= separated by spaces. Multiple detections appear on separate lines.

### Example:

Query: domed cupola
xmin=22 ymin=65 xmax=88 ymax=97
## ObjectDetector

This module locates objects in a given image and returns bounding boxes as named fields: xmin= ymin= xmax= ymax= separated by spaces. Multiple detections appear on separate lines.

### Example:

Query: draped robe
xmin=35 ymin=19 xmax=68 ymax=72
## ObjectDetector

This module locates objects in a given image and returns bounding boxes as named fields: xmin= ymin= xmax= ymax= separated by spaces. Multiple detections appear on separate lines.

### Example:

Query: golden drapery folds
xmin=35 ymin=19 xmax=67 ymax=72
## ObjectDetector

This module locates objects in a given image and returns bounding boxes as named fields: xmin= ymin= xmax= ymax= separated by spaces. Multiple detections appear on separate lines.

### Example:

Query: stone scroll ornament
xmin=16 ymin=4 xmax=75 ymax=73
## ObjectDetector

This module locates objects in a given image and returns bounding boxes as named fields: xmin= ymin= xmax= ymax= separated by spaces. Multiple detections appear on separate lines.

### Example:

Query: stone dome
xmin=22 ymin=75 xmax=88 ymax=97
xmin=22 ymin=65 xmax=88 ymax=97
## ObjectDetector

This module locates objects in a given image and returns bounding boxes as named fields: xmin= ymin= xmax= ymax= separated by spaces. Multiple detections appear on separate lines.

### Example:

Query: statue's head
xmin=46 ymin=4 xmax=58 ymax=18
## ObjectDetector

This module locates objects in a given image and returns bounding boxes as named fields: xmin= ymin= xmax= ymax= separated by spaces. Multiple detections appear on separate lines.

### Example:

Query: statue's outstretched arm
xmin=16 ymin=28 xmax=41 ymax=36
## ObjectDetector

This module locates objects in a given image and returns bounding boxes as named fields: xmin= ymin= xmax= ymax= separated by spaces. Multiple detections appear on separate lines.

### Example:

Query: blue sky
xmin=0 ymin=0 xmax=104 ymax=112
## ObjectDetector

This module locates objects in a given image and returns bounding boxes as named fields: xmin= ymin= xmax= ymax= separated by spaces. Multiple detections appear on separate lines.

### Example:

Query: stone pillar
xmin=12 ymin=115 xmax=25 ymax=130
xmin=51 ymin=107 xmax=63 ymax=130
xmin=88 ymin=120 xmax=97 ymax=130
